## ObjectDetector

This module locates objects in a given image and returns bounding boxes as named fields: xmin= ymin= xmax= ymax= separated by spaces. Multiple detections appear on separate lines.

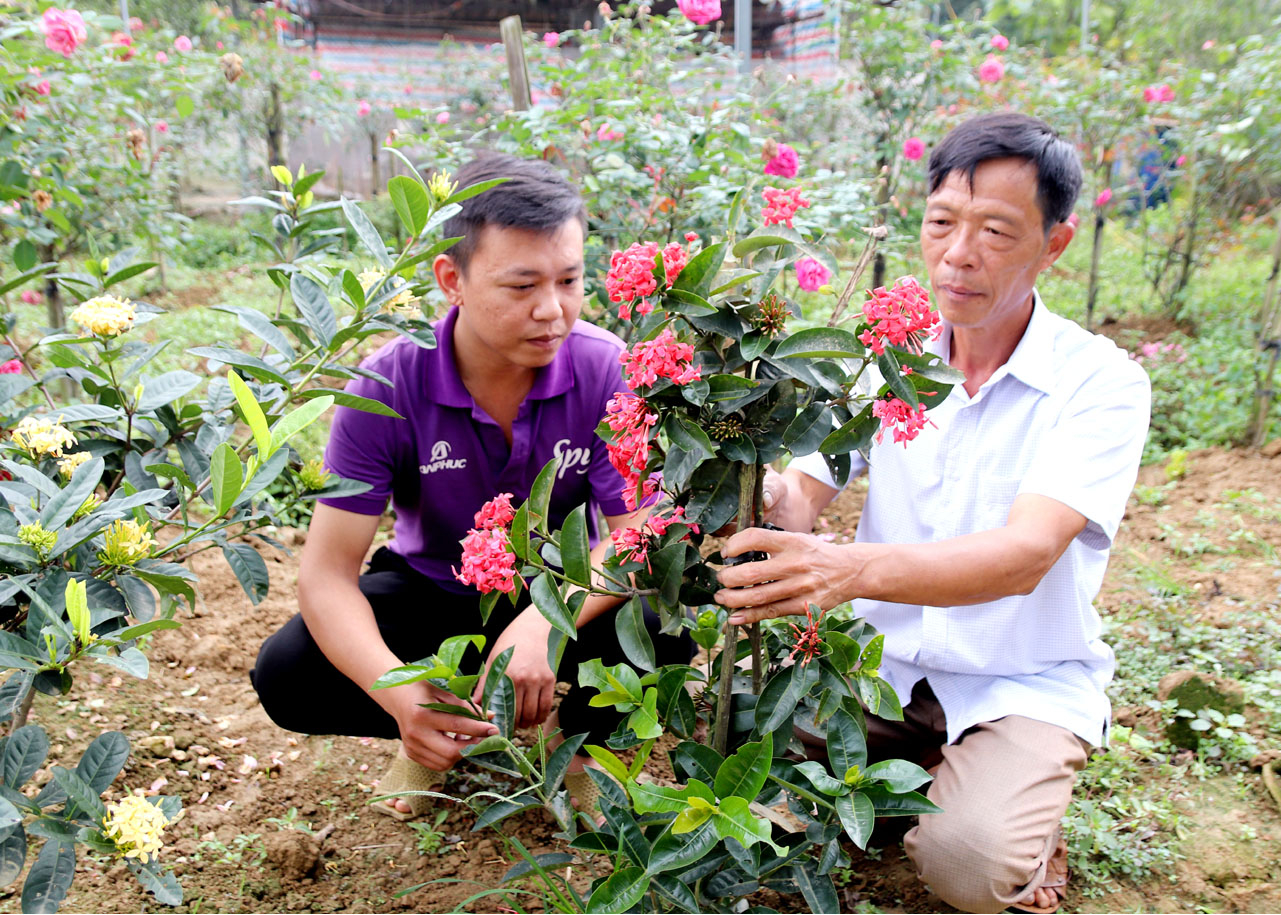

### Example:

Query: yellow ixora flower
xmin=69 ymin=295 xmax=136 ymax=337
xmin=297 ymin=458 xmax=331 ymax=491
xmin=98 ymin=519 xmax=154 ymax=567
xmin=357 ymin=267 xmax=417 ymax=312
xmin=57 ymin=450 xmax=92 ymax=478
xmin=102 ymin=794 xmax=170 ymax=864
xmin=10 ymin=414 xmax=77 ymax=459
xmin=427 ymin=170 xmax=458 ymax=203
xmin=18 ymin=521 xmax=57 ymax=560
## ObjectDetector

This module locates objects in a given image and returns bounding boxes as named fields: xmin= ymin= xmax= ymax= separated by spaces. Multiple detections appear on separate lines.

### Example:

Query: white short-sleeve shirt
xmin=790 ymin=293 xmax=1151 ymax=746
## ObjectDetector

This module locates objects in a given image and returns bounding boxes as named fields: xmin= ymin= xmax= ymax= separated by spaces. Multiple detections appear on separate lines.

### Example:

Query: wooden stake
xmin=499 ymin=16 xmax=532 ymax=111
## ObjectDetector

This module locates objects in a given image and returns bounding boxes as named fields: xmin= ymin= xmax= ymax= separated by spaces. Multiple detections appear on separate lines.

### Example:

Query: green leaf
xmin=754 ymin=664 xmax=810 ymax=735
xmin=794 ymin=859 xmax=840 ymax=913
xmin=489 ymin=674 xmax=516 ymax=738
xmin=222 ymin=542 xmax=269 ymax=605
xmin=291 ymin=273 xmax=337 ymax=347
xmin=819 ymin=403 xmax=876 ymax=455
xmin=862 ymin=759 xmax=933 ymax=794
xmin=859 ymin=634 xmax=884 ymax=673
xmin=300 ymin=388 xmax=402 ymax=419
xmin=268 ymin=395 xmax=334 ymax=455
xmin=226 ymin=371 xmax=271 ymax=459
xmin=14 ymin=240 xmax=37 ymax=272
xmin=0 ymin=797 xmax=19 ymax=833
xmin=341 ymin=268 xmax=366 ymax=310
xmin=614 ymin=596 xmax=655 ymax=672
xmin=21 ymin=838 xmax=75 ymax=913
xmin=631 ymin=779 xmax=714 ymax=815
xmin=175 ymin=94 xmax=195 ymax=118
xmin=0 ymin=824 xmax=25 ymax=887
xmin=783 ymin=402 xmax=832 ymax=457
xmin=136 ymin=371 xmax=202 ymax=413
xmin=189 ymin=347 xmax=290 ymax=386
xmin=436 ymin=634 xmax=485 ymax=671
xmin=862 ymin=785 xmax=941 ymax=816
xmin=792 ymin=760 xmax=849 ymax=796
xmin=662 ymin=287 xmax=717 ymax=316
xmin=647 ymin=818 xmax=718 ymax=875
xmin=672 ymin=241 xmax=726 ymax=295
xmin=826 ymin=708 xmax=867 ymax=780
xmin=51 ymin=766 xmax=105 ymax=819
xmin=601 ymin=804 xmax=652 ymax=869
xmin=341 ymin=197 xmax=392 ymax=268
xmin=113 ymin=619 xmax=182 ymax=642
xmin=559 ymin=504 xmax=591 ymax=587
xmin=665 ymin=415 xmax=716 ymax=462
xmin=732 ymin=226 xmax=803 ymax=257
xmin=40 ymin=456 xmax=104 ymax=531
xmin=129 ymin=859 xmax=183 ymax=905
xmin=209 ymin=442 xmax=244 ymax=518
xmin=441 ymin=177 xmax=508 ymax=207
xmin=0 ymin=263 xmax=57 ymax=298
xmin=712 ymin=795 xmax=778 ymax=852
xmin=674 ymin=742 xmax=723 ymax=785
xmin=2 ymin=726 xmax=48 ymax=789
xmin=388 ymin=176 xmax=431 ymax=236
xmin=671 ymin=803 xmax=713 ymax=834
xmin=654 ymin=668 xmax=696 ymax=737
xmin=526 ymin=459 xmax=558 ymax=530
xmin=64 ymin=579 xmax=89 ymax=645
xmin=585 ymin=867 xmax=649 ymax=914
xmin=774 ymin=327 xmax=865 ymax=359
xmin=626 ymin=688 xmax=663 ymax=740
xmin=714 ymin=733 xmax=773 ymax=802
xmin=530 ymin=572 xmax=577 ymax=641
xmin=584 ymin=746 xmax=631 ymax=785
xmin=878 ymin=351 xmax=918 ymax=407
xmin=835 ymin=791 xmax=875 ymax=848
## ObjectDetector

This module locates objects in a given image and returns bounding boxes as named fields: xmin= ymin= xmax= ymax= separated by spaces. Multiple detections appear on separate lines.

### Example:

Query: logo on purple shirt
xmin=420 ymin=440 xmax=467 ymax=475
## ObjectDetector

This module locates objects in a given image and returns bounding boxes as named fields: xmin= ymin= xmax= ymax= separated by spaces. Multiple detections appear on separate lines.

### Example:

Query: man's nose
xmin=942 ymin=226 xmax=979 ymax=269
xmin=531 ymin=284 xmax=562 ymax=321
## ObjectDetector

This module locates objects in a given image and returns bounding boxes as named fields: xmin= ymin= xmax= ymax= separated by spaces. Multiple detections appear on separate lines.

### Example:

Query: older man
xmin=716 ymin=113 xmax=1150 ymax=914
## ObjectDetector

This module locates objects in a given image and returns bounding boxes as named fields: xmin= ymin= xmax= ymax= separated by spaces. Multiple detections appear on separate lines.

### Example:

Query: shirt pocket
xmin=974 ymin=473 xmax=1022 ymax=530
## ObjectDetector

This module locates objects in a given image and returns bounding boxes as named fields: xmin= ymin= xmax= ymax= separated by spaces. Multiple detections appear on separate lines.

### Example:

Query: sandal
xmin=372 ymin=755 xmax=448 ymax=822
xmin=1008 ymin=833 xmax=1069 ymax=915
xmin=564 ymin=768 xmax=619 ymax=825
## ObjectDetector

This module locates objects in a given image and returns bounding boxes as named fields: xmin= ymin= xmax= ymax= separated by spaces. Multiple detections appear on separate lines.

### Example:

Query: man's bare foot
xmin=1012 ymin=835 xmax=1068 ymax=913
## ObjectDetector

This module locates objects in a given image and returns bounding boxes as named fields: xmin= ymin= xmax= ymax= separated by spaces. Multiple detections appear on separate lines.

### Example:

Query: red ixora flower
xmin=621 ymin=328 xmax=701 ymax=390
xmin=454 ymin=527 xmax=518 ymax=594
xmin=610 ymin=505 xmax=699 ymax=570
xmin=473 ymin=492 xmax=515 ymax=530
xmin=0 ymin=359 xmax=23 ymax=375
xmin=605 ymin=239 xmax=694 ymax=320
xmin=604 ymin=392 xmax=660 ymax=511
xmin=763 ymin=143 xmax=799 ymax=179
xmin=761 ymin=186 xmax=811 ymax=228
xmin=872 ymin=397 xmax=936 ymax=447
xmin=857 ymin=277 xmax=941 ymax=356
xmin=789 ymin=604 xmax=825 ymax=666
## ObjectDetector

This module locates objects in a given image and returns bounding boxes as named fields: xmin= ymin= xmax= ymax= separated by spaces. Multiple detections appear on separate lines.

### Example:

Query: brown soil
xmin=3 ymin=444 xmax=1280 ymax=914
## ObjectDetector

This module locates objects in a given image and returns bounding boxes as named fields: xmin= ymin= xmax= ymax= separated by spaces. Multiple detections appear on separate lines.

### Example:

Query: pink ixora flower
xmin=155 ymin=120 xmax=169 ymax=133
xmin=454 ymin=527 xmax=518 ymax=594
xmin=35 ymin=80 xmax=50 ymax=96
xmin=902 ymin=137 xmax=926 ymax=161
xmin=473 ymin=493 xmax=515 ymax=530
xmin=930 ymin=39 xmax=944 ymax=50
xmin=1175 ymin=154 xmax=1187 ymax=167
xmin=858 ymin=276 xmax=941 ymax=356
xmin=1143 ymin=83 xmax=1175 ymax=103
xmin=676 ymin=0 xmax=722 ymax=26
xmin=621 ymin=328 xmax=701 ymax=390
xmin=795 ymin=257 xmax=831 ymax=292
xmin=603 ymin=392 xmax=659 ymax=511
xmin=435 ymin=110 xmax=450 ymax=124
xmin=174 ymin=35 xmax=193 ymax=52
xmin=606 ymin=239 xmax=692 ymax=319
xmin=155 ymin=51 xmax=168 ymax=64
xmin=872 ymin=397 xmax=936 ymax=447
xmin=0 ymin=359 xmax=22 ymax=375
xmin=20 ymin=289 xmax=43 ymax=304
xmin=1095 ymin=188 xmax=1112 ymax=207
xmin=216 ymin=40 xmax=223 ymax=49
xmin=356 ymin=99 xmax=371 ymax=117
xmin=40 ymin=8 xmax=87 ymax=57
xmin=761 ymin=186 xmax=811 ymax=228
xmin=764 ymin=143 xmax=799 ymax=179
xmin=990 ymin=34 xmax=1009 ymax=50
xmin=309 ymin=69 xmax=321 ymax=81
xmin=977 ymin=55 xmax=1005 ymax=84
xmin=543 ymin=31 xmax=560 ymax=48
xmin=596 ymin=122 xmax=624 ymax=142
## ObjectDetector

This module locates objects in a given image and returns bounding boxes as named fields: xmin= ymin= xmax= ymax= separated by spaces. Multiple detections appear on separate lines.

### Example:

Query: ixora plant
xmin=0 ymin=159 xmax=469 ymax=912
xmin=376 ymin=184 xmax=962 ymax=913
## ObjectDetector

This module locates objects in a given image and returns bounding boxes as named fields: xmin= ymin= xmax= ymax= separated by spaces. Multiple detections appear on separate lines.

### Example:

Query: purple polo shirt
xmin=320 ymin=306 xmax=632 ymax=591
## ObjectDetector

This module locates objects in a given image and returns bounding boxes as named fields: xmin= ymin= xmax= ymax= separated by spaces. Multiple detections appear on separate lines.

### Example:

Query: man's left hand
xmin=715 ymin=526 xmax=863 ymax=625
xmin=475 ymin=607 xmax=557 ymax=729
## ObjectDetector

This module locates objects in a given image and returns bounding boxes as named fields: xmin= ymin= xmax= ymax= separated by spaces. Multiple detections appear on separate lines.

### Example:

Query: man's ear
xmin=1040 ymin=221 xmax=1075 ymax=272
xmin=433 ymin=254 xmax=464 ymax=307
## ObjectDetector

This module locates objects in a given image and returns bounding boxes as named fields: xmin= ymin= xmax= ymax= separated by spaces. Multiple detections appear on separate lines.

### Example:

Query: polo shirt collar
xmin=935 ymin=289 xmax=1056 ymax=396
xmin=423 ymin=306 xmax=575 ymax=406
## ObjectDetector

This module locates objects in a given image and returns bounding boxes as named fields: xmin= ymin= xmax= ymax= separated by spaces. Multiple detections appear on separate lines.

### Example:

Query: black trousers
xmin=250 ymin=548 xmax=693 ymax=745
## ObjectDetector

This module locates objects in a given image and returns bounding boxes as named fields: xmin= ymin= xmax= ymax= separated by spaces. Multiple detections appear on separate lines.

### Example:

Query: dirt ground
xmin=2 ymin=444 xmax=1280 ymax=914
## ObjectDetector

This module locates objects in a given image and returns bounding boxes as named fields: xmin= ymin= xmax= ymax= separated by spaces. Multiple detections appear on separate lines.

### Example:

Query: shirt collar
xmin=934 ymin=289 xmax=1056 ymax=396
xmin=423 ymin=306 xmax=576 ymax=406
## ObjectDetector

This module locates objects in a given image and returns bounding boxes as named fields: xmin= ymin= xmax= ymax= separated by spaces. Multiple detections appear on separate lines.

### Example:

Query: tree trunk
xmin=1086 ymin=210 xmax=1105 ymax=332
xmin=40 ymin=244 xmax=63 ymax=330
xmin=712 ymin=461 xmax=761 ymax=756
xmin=1245 ymin=216 xmax=1281 ymax=448
xmin=265 ymin=81 xmax=284 ymax=173
xmin=872 ymin=150 xmax=889 ymax=290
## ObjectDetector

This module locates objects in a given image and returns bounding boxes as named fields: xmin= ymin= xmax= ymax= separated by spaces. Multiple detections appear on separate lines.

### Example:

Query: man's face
xmin=437 ymin=220 xmax=585 ymax=373
xmin=920 ymin=157 xmax=1072 ymax=333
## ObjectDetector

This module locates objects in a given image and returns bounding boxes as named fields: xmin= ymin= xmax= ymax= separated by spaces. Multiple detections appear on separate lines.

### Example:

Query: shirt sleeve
xmin=319 ymin=372 xmax=405 ymax=517
xmin=1017 ymin=355 xmax=1151 ymax=549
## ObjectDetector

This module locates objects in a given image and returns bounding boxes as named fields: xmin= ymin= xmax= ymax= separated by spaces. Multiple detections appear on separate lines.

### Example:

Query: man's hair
xmin=927 ymin=112 xmax=1082 ymax=229
xmin=442 ymin=154 xmax=587 ymax=273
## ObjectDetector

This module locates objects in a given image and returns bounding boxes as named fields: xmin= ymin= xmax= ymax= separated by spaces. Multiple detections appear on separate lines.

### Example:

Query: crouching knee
xmin=905 ymin=809 xmax=1047 ymax=913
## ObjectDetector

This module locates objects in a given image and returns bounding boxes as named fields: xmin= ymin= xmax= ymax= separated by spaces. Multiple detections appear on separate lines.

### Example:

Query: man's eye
xmin=512 ymin=284 xmax=534 ymax=291
xmin=561 ymin=277 xmax=581 ymax=286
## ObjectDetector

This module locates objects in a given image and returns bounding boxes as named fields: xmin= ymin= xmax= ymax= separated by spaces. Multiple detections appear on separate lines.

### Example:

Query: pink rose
xmin=35 ymin=80 xmax=51 ymax=96
xmin=1158 ymin=83 xmax=1175 ymax=102
xmin=436 ymin=111 xmax=450 ymax=124
xmin=129 ymin=16 xmax=144 ymax=31
xmin=543 ymin=31 xmax=560 ymax=48
xmin=795 ymin=257 xmax=831 ymax=292
xmin=930 ymin=39 xmax=944 ymax=50
xmin=596 ymin=122 xmax=623 ymax=142
xmin=676 ymin=0 xmax=721 ymax=26
xmin=155 ymin=120 xmax=169 ymax=133
xmin=764 ymin=143 xmax=799 ymax=179
xmin=20 ymin=289 xmax=43 ymax=305
xmin=357 ymin=99 xmax=371 ymax=117
xmin=1175 ymin=155 xmax=1187 ymax=167
xmin=174 ymin=35 xmax=192 ymax=52
xmin=902 ymin=137 xmax=926 ymax=161
xmin=1095 ymin=188 xmax=1112 ymax=207
xmin=309 ymin=69 xmax=321 ymax=81
xmin=155 ymin=51 xmax=168 ymax=63
xmin=39 ymin=8 xmax=88 ymax=57
xmin=977 ymin=55 xmax=1005 ymax=84
xmin=991 ymin=34 xmax=1009 ymax=50
xmin=0 ymin=359 xmax=23 ymax=374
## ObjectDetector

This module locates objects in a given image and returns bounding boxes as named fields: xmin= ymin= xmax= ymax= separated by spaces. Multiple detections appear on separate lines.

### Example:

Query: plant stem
xmin=12 ymin=684 xmax=34 ymax=732
xmin=740 ymin=461 xmax=764 ymax=695
xmin=828 ymin=227 xmax=886 ymax=328
xmin=713 ymin=623 xmax=736 ymax=757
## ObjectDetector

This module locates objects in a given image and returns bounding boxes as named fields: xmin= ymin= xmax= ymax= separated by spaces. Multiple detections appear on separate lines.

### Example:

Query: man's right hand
xmin=381 ymin=681 xmax=499 ymax=772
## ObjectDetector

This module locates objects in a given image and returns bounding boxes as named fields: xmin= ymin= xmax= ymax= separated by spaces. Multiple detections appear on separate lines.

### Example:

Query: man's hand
xmin=475 ymin=607 xmax=556 ymax=730
xmin=715 ymin=526 xmax=864 ymax=626
xmin=384 ymin=680 xmax=498 ymax=772
xmin=761 ymin=467 xmax=840 ymax=533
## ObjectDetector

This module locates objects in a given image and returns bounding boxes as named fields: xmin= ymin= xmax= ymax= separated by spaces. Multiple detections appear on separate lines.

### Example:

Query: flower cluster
xmin=0 ymin=359 xmax=21 ymax=375
xmin=763 ymin=142 xmax=799 ymax=179
xmin=358 ymin=268 xmax=417 ymax=311
xmin=795 ymin=257 xmax=831 ymax=292
xmin=99 ymin=519 xmax=155 ymax=567
xmin=788 ymin=604 xmax=826 ymax=666
xmin=676 ymin=0 xmax=722 ymax=25
xmin=990 ymin=33 xmax=1010 ymax=50
xmin=596 ymin=122 xmax=624 ymax=142
xmin=455 ymin=494 xmax=519 ymax=594
xmin=751 ymin=293 xmax=791 ymax=337
xmin=103 ymin=795 xmax=170 ymax=864
xmin=1143 ymin=83 xmax=1175 ymax=103
xmin=978 ymin=55 xmax=1005 ymax=83
xmin=18 ymin=521 xmax=57 ymax=560
xmin=872 ymin=397 xmax=935 ymax=447
xmin=610 ymin=506 xmax=698 ymax=568
xmin=604 ymin=392 xmax=659 ymax=511
xmin=1094 ymin=188 xmax=1113 ymax=207
xmin=621 ymin=329 xmax=701 ymax=390
xmin=11 ymin=414 xmax=76 ymax=459
xmin=605 ymin=237 xmax=695 ymax=319
xmin=761 ymin=187 xmax=811 ymax=228
xmin=297 ymin=459 xmax=331 ymax=491
xmin=57 ymin=450 xmax=91 ymax=479
xmin=902 ymin=137 xmax=926 ymax=161
xmin=428 ymin=170 xmax=458 ymax=203
xmin=857 ymin=277 xmax=940 ymax=356
xmin=70 ymin=295 xmax=136 ymax=337
xmin=40 ymin=8 xmax=87 ymax=57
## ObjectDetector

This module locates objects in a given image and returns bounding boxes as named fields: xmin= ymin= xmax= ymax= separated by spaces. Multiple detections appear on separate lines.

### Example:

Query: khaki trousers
xmin=809 ymin=680 xmax=1091 ymax=913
